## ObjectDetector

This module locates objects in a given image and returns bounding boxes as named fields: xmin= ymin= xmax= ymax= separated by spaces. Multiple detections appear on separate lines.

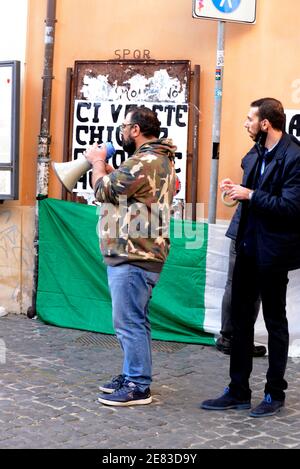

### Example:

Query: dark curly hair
xmin=126 ymin=105 xmax=161 ymax=138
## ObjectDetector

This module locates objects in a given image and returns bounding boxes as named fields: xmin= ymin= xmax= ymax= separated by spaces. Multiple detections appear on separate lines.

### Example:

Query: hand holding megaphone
xmin=84 ymin=142 xmax=115 ymax=168
xmin=52 ymin=142 xmax=116 ymax=193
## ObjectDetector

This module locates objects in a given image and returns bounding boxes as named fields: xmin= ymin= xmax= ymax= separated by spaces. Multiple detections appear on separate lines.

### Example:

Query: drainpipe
xmin=27 ymin=0 xmax=57 ymax=318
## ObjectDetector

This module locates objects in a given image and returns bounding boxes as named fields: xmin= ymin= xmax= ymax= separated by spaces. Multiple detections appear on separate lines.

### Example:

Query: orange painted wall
xmin=22 ymin=0 xmax=300 ymax=220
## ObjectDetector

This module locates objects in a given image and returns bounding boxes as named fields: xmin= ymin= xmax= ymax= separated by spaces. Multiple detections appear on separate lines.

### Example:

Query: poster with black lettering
xmin=285 ymin=109 xmax=300 ymax=140
xmin=72 ymin=100 xmax=188 ymax=201
xmin=71 ymin=60 xmax=191 ymax=204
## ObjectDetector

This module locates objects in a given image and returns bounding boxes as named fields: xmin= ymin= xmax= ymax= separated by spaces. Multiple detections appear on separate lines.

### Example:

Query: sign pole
xmin=208 ymin=20 xmax=225 ymax=224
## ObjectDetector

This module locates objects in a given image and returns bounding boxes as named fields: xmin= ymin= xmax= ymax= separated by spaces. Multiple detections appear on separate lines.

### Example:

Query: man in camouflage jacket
xmin=85 ymin=106 xmax=176 ymax=406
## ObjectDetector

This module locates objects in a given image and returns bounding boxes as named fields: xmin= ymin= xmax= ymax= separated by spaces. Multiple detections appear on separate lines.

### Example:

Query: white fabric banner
xmin=204 ymin=223 xmax=300 ymax=357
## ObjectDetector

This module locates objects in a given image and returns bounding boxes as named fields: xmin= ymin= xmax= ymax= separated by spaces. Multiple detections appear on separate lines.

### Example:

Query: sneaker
xmin=98 ymin=381 xmax=152 ymax=406
xmin=201 ymin=387 xmax=251 ymax=410
xmin=99 ymin=374 xmax=125 ymax=394
xmin=249 ymin=394 xmax=284 ymax=418
xmin=216 ymin=336 xmax=267 ymax=358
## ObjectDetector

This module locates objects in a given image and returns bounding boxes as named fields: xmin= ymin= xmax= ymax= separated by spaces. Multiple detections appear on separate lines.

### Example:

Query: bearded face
xmin=121 ymin=134 xmax=136 ymax=156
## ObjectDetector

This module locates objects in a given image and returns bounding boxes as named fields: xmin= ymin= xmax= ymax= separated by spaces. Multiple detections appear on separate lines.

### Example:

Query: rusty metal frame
xmin=63 ymin=59 xmax=195 ymax=205
xmin=61 ymin=67 xmax=73 ymax=200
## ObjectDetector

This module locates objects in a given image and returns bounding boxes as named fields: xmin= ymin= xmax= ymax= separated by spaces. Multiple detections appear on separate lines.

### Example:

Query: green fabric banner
xmin=37 ymin=198 xmax=214 ymax=345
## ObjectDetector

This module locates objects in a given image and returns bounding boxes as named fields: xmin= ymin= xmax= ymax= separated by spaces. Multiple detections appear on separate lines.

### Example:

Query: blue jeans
xmin=107 ymin=264 xmax=160 ymax=390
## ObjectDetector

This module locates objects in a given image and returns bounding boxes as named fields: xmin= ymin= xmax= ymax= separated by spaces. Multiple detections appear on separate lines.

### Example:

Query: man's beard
xmin=254 ymin=130 xmax=267 ymax=147
xmin=122 ymin=136 xmax=136 ymax=156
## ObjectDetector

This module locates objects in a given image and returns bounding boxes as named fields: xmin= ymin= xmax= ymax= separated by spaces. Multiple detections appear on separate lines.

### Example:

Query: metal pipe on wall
xmin=27 ymin=0 xmax=57 ymax=318
xmin=36 ymin=0 xmax=57 ymax=199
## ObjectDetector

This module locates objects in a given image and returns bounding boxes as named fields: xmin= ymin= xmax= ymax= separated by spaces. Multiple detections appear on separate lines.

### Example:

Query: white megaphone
xmin=52 ymin=142 xmax=116 ymax=192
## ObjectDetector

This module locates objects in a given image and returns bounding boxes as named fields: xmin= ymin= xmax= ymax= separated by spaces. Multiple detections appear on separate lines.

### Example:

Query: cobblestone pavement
xmin=1 ymin=314 xmax=300 ymax=449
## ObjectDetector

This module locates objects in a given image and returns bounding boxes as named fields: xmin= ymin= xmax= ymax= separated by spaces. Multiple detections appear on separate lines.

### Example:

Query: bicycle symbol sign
xmin=212 ymin=0 xmax=241 ymax=13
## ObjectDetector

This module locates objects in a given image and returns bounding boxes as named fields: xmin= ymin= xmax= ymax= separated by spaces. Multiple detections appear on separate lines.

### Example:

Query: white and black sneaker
xmin=98 ymin=381 xmax=152 ymax=406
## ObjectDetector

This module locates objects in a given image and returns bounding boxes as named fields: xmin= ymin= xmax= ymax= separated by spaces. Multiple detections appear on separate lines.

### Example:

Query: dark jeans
xmin=229 ymin=251 xmax=289 ymax=401
xmin=221 ymin=239 xmax=260 ymax=338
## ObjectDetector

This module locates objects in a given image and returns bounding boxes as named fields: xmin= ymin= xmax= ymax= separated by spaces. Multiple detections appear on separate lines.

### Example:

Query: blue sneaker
xmin=249 ymin=394 xmax=284 ymax=418
xmin=99 ymin=374 xmax=125 ymax=394
xmin=201 ymin=387 xmax=251 ymax=410
xmin=98 ymin=381 xmax=152 ymax=406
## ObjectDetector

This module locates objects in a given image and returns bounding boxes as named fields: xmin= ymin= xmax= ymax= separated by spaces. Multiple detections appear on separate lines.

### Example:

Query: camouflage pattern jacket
xmin=94 ymin=138 xmax=176 ymax=272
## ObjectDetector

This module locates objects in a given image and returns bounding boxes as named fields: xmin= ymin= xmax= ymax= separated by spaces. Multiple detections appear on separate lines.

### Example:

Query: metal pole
xmin=36 ymin=0 xmax=57 ymax=198
xmin=208 ymin=20 xmax=225 ymax=224
xmin=191 ymin=65 xmax=200 ymax=222
xmin=27 ymin=0 xmax=57 ymax=318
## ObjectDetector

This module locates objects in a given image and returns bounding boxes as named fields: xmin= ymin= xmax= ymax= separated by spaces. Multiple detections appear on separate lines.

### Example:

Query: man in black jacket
xmin=201 ymin=98 xmax=300 ymax=417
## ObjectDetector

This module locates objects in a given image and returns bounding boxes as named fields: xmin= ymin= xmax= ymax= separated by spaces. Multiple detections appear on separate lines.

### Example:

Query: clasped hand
xmin=220 ymin=178 xmax=252 ymax=201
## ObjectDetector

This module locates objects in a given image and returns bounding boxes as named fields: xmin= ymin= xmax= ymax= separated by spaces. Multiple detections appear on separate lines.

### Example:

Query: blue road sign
xmin=193 ymin=0 xmax=256 ymax=25
xmin=212 ymin=0 xmax=241 ymax=14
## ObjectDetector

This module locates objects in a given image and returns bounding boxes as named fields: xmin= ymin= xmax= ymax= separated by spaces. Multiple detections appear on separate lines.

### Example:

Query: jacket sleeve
xmin=94 ymin=158 xmax=147 ymax=204
xmin=225 ymin=204 xmax=241 ymax=240
xmin=251 ymin=156 xmax=300 ymax=220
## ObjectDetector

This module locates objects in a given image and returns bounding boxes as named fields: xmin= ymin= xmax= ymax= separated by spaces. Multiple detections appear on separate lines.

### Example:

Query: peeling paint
xmin=80 ymin=69 xmax=187 ymax=103
xmin=45 ymin=26 xmax=54 ymax=44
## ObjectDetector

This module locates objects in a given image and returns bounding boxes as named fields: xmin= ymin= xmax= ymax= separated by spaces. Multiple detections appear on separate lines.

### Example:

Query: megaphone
xmin=52 ymin=142 xmax=116 ymax=193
